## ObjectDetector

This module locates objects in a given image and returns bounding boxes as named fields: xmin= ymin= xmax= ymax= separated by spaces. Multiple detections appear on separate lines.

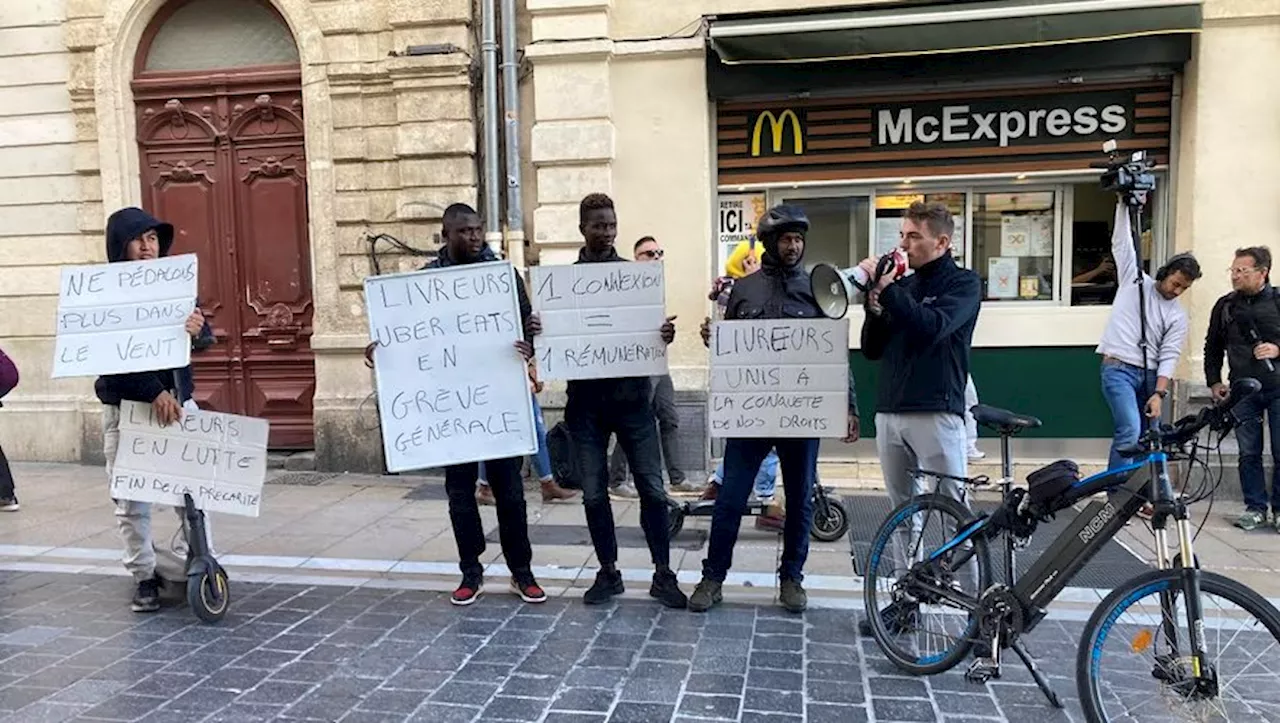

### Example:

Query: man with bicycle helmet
xmin=692 ymin=204 xmax=861 ymax=614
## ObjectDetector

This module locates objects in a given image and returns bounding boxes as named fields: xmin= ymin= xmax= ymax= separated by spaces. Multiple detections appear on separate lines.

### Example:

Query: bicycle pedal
xmin=965 ymin=658 xmax=1001 ymax=684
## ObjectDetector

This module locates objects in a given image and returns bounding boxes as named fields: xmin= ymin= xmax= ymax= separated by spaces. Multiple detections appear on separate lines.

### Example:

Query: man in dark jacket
xmin=856 ymin=200 xmax=981 ymax=634
xmin=534 ymin=193 xmax=687 ymax=608
xmin=96 ymin=207 xmax=207 ymax=613
xmin=1204 ymin=246 xmax=1280 ymax=531
xmin=689 ymin=204 xmax=860 ymax=614
xmin=419 ymin=203 xmax=548 ymax=606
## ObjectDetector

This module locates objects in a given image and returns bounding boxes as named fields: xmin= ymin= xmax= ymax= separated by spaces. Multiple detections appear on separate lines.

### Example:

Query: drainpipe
xmin=499 ymin=0 xmax=525 ymax=270
xmin=481 ymin=0 xmax=502 ymax=255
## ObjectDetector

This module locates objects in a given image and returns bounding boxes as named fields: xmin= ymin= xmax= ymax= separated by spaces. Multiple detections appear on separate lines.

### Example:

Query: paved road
xmin=0 ymin=570 xmax=1103 ymax=723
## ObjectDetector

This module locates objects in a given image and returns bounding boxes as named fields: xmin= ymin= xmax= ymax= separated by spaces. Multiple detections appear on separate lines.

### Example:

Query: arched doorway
xmin=133 ymin=0 xmax=315 ymax=448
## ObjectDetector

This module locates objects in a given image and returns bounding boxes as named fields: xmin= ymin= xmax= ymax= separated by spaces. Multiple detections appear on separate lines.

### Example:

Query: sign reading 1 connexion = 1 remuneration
xmin=52 ymin=254 xmax=198 ymax=378
xmin=709 ymin=319 xmax=849 ymax=438
xmin=530 ymin=261 xmax=668 ymax=381
xmin=364 ymin=262 xmax=537 ymax=472
xmin=111 ymin=400 xmax=269 ymax=517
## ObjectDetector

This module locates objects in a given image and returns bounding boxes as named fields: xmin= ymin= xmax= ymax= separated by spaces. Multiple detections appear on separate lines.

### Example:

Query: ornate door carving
xmin=135 ymin=76 xmax=315 ymax=448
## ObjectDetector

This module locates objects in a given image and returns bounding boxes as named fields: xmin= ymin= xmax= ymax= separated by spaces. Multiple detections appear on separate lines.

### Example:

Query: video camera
xmin=1093 ymin=140 xmax=1156 ymax=207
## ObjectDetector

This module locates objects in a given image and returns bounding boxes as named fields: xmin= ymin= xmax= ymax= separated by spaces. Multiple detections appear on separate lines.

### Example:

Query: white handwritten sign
xmin=111 ymin=400 xmax=269 ymax=517
xmin=365 ymin=261 xmax=537 ymax=472
xmin=52 ymin=254 xmax=198 ymax=378
xmin=710 ymin=319 xmax=849 ymax=438
xmin=530 ymin=261 xmax=668 ymax=381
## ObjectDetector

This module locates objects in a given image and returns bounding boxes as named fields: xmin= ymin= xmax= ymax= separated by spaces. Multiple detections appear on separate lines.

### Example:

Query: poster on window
xmin=1029 ymin=213 xmax=1054 ymax=257
xmin=988 ymin=257 xmax=1019 ymax=299
xmin=1001 ymin=216 xmax=1031 ymax=257
xmin=874 ymin=217 xmax=902 ymax=256
xmin=718 ymin=194 xmax=767 ymax=274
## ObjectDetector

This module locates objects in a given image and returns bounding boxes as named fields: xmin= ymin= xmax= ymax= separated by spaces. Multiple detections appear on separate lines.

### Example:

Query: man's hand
xmin=1145 ymin=393 xmax=1163 ymax=420
xmin=152 ymin=391 xmax=182 ymax=426
xmin=514 ymin=340 xmax=534 ymax=362
xmin=1255 ymin=342 xmax=1280 ymax=361
xmin=843 ymin=414 xmax=860 ymax=443
xmin=867 ymin=289 xmax=884 ymax=316
xmin=363 ymin=341 xmax=378 ymax=369
xmin=856 ymin=256 xmax=878 ymax=278
xmin=661 ymin=315 xmax=677 ymax=345
xmin=185 ymin=308 xmax=205 ymax=337
xmin=1211 ymin=382 xmax=1230 ymax=404
xmin=525 ymin=313 xmax=542 ymax=338
xmin=700 ymin=316 xmax=712 ymax=348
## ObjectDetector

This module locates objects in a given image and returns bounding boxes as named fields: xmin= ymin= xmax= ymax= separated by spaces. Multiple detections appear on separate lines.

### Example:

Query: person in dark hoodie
xmin=855 ymin=200 xmax=981 ymax=636
xmin=690 ymin=204 xmax=860 ymax=614
xmin=529 ymin=193 xmax=687 ymax=608
xmin=96 ymin=207 xmax=209 ymax=613
xmin=409 ymin=203 xmax=548 ymax=606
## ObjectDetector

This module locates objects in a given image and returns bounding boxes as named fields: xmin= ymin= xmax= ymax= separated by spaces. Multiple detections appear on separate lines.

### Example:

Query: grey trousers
xmin=875 ymin=411 xmax=971 ymax=578
xmin=104 ymin=404 xmax=213 ymax=583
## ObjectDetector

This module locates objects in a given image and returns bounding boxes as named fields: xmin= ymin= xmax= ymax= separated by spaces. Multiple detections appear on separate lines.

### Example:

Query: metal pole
xmin=499 ymin=0 xmax=525 ymax=269
xmin=481 ymin=0 xmax=501 ymax=247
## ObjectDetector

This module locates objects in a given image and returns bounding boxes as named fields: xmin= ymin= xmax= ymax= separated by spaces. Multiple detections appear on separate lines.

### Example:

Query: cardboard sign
xmin=709 ymin=319 xmax=849 ymax=438
xmin=53 ymin=254 xmax=198 ymax=378
xmin=111 ymin=400 xmax=269 ymax=517
xmin=364 ymin=261 xmax=537 ymax=472
xmin=530 ymin=261 xmax=668 ymax=381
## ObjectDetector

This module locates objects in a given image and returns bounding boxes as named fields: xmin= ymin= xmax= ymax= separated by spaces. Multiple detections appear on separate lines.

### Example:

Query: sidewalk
xmin=3 ymin=462 xmax=1279 ymax=605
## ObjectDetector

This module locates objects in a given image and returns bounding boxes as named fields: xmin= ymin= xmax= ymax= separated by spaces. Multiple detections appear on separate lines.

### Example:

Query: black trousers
xmin=568 ymin=401 xmax=670 ymax=568
xmin=444 ymin=456 xmax=532 ymax=580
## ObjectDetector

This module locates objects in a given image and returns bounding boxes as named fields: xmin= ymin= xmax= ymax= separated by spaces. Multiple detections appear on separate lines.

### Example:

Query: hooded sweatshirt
xmin=722 ymin=234 xmax=858 ymax=419
xmin=93 ymin=207 xmax=207 ymax=406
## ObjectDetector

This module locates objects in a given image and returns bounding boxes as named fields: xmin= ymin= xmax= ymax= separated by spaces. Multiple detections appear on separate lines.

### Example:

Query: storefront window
xmin=973 ymin=191 xmax=1056 ymax=302
xmin=778 ymin=196 xmax=870 ymax=271
xmin=1069 ymin=182 xmax=1157 ymax=306
xmin=873 ymin=193 xmax=967 ymax=267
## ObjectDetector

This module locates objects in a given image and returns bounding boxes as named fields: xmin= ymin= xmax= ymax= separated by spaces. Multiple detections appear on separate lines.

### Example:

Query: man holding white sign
xmin=693 ymin=205 xmax=861 ymax=614
xmin=93 ymin=207 xmax=209 ymax=613
xmin=529 ymin=193 xmax=688 ymax=609
xmin=366 ymin=203 xmax=547 ymax=607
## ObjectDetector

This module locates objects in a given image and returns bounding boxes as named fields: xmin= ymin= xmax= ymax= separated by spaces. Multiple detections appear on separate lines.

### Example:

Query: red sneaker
xmin=451 ymin=575 xmax=484 ymax=606
xmin=510 ymin=578 xmax=547 ymax=604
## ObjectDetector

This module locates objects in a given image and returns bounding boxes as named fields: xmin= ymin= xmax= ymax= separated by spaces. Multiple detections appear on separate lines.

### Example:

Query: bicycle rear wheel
xmin=1078 ymin=569 xmax=1280 ymax=722
xmin=863 ymin=493 xmax=991 ymax=676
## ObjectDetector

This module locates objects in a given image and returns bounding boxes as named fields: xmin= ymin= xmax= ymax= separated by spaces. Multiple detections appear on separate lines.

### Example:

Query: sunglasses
xmin=639 ymin=248 xmax=664 ymax=259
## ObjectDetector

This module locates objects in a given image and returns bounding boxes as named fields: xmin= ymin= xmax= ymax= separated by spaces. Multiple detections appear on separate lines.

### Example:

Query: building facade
xmin=3 ymin=0 xmax=1278 ymax=474
xmin=0 ymin=0 xmax=479 ymax=471
xmin=525 ymin=0 xmax=1280 ymax=467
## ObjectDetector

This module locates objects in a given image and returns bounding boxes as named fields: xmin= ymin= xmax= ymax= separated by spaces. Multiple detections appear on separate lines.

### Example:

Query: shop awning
xmin=708 ymin=0 xmax=1203 ymax=65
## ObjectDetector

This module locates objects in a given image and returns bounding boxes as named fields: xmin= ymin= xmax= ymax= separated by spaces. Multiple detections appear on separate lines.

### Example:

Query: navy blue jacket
xmin=94 ymin=207 xmax=210 ymax=406
xmin=861 ymin=254 xmax=981 ymax=417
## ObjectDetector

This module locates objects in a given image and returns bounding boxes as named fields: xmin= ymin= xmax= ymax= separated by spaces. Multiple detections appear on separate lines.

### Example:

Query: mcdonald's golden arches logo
xmin=750 ymin=109 xmax=804 ymax=157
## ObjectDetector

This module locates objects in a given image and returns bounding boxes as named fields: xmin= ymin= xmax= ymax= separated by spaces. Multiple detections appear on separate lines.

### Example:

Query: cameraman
xmin=1204 ymin=247 xmax=1280 ymax=532
xmin=1096 ymin=200 xmax=1199 ymax=498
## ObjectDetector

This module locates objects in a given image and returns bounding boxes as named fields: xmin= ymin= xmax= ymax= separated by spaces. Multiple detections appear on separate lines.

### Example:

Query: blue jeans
xmin=1233 ymin=388 xmax=1280 ymax=514
xmin=703 ymin=438 xmax=819 ymax=583
xmin=1100 ymin=359 xmax=1158 ymax=471
xmin=480 ymin=394 xmax=552 ymax=485
xmin=711 ymin=449 xmax=779 ymax=498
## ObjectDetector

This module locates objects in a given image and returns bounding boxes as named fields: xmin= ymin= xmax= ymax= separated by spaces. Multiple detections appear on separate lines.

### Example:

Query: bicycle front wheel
xmin=1078 ymin=569 xmax=1280 ymax=722
xmin=863 ymin=493 xmax=991 ymax=676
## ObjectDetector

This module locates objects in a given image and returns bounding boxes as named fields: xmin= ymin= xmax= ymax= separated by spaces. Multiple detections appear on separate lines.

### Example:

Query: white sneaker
xmin=967 ymin=447 xmax=986 ymax=461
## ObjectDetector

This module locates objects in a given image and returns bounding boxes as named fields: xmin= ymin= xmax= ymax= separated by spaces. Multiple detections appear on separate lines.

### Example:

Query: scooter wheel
xmin=810 ymin=497 xmax=850 ymax=542
xmin=187 ymin=570 xmax=230 ymax=623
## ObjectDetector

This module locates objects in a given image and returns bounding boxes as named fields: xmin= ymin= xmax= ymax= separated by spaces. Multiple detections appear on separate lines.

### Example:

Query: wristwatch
xmin=1155 ymin=389 xmax=1168 ymax=399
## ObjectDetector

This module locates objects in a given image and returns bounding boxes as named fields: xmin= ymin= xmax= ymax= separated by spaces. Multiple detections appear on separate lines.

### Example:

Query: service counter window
xmin=873 ymin=193 xmax=967 ymax=267
xmin=772 ymin=195 xmax=871 ymax=272
xmin=973 ymin=190 xmax=1057 ymax=302
xmin=1069 ymin=182 xmax=1157 ymax=306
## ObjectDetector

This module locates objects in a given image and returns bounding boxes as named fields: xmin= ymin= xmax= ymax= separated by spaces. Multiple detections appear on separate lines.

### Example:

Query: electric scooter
xmin=180 ymin=492 xmax=230 ymax=623
xmin=666 ymin=479 xmax=850 ymax=543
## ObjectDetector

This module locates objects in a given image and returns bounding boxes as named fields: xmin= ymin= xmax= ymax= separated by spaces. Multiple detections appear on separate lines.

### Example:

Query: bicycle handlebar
xmin=1137 ymin=377 xmax=1262 ymax=451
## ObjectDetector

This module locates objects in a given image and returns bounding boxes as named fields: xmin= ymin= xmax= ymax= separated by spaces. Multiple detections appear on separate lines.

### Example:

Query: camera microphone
xmin=1238 ymin=308 xmax=1275 ymax=374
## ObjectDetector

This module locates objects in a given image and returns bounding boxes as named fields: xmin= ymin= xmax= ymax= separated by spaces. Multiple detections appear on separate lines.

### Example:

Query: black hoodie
xmin=93 ymin=207 xmax=200 ymax=406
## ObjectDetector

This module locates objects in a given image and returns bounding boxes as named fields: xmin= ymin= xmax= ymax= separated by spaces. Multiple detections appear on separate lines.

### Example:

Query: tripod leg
xmin=1009 ymin=639 xmax=1063 ymax=708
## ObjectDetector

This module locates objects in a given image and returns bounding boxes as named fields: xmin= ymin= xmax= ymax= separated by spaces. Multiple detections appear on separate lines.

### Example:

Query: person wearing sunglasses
xmin=607 ymin=237 xmax=699 ymax=496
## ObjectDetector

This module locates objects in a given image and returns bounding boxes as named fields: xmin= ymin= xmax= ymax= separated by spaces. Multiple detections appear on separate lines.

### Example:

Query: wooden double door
xmin=134 ymin=69 xmax=315 ymax=448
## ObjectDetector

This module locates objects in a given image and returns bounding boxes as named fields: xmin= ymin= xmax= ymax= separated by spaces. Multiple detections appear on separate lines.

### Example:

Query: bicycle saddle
xmin=972 ymin=404 xmax=1042 ymax=434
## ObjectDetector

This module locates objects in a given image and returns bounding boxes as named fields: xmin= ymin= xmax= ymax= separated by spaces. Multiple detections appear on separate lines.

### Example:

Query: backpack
xmin=545 ymin=421 xmax=582 ymax=490
xmin=0 ymin=348 xmax=17 ymax=401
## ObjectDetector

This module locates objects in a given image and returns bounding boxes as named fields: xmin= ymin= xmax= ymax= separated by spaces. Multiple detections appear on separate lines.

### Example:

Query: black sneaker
xmin=451 ymin=574 xmax=484 ymax=606
xmin=131 ymin=577 xmax=161 ymax=613
xmin=688 ymin=578 xmax=723 ymax=613
xmin=858 ymin=600 xmax=919 ymax=637
xmin=583 ymin=569 xmax=624 ymax=605
xmin=649 ymin=570 xmax=687 ymax=609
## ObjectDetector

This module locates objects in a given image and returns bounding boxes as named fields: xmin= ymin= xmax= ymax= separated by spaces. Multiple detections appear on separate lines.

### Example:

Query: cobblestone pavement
xmin=0 ymin=570 xmax=1109 ymax=723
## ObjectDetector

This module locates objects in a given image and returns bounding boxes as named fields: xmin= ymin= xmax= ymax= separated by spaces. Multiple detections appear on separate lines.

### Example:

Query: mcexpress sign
xmin=874 ymin=97 xmax=1130 ymax=149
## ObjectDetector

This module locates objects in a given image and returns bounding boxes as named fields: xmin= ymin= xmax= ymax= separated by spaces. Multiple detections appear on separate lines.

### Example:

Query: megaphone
xmin=810 ymin=250 xmax=909 ymax=320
